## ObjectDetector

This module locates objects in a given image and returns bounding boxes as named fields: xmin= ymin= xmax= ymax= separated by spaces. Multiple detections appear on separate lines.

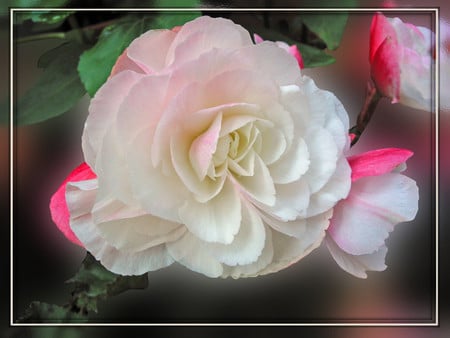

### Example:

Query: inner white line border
xmin=9 ymin=6 xmax=440 ymax=327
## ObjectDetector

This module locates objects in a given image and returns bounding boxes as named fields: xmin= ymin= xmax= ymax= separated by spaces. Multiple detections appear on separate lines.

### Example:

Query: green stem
xmin=350 ymin=80 xmax=382 ymax=146
xmin=16 ymin=18 xmax=124 ymax=44
xmin=16 ymin=32 xmax=66 ymax=43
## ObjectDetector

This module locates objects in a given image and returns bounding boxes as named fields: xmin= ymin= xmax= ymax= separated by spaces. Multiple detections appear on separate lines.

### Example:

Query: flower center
xmin=207 ymin=121 xmax=262 ymax=180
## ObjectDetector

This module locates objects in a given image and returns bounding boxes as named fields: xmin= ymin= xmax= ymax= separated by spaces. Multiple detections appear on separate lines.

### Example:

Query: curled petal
xmin=49 ymin=162 xmax=96 ymax=246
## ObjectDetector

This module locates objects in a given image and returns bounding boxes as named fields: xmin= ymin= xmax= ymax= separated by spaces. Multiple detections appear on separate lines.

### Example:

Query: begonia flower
xmin=50 ymin=16 xmax=351 ymax=278
xmin=369 ymin=13 xmax=434 ymax=111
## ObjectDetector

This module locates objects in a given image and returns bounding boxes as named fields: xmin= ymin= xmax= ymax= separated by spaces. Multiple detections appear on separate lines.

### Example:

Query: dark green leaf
xmin=2 ymin=0 xmax=72 ymax=16
xmin=18 ymin=302 xmax=87 ymax=323
xmin=301 ymin=13 xmax=349 ymax=50
xmin=78 ymin=11 xmax=200 ymax=96
xmin=297 ymin=43 xmax=336 ymax=68
xmin=77 ymin=20 xmax=146 ymax=97
xmin=15 ymin=11 xmax=73 ymax=25
xmin=67 ymin=253 xmax=148 ymax=314
xmin=16 ymin=41 xmax=87 ymax=125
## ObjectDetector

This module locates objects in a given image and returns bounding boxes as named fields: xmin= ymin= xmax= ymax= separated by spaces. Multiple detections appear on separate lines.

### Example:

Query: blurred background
xmin=1 ymin=0 xmax=449 ymax=337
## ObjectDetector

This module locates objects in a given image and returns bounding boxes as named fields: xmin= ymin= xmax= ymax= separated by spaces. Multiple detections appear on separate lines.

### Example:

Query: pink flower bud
xmin=369 ymin=13 xmax=434 ymax=111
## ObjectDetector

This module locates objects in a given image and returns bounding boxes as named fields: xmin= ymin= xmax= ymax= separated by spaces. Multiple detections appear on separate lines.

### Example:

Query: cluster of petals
xmin=325 ymin=148 xmax=418 ymax=278
xmin=369 ymin=12 xmax=434 ymax=111
xmin=50 ymin=15 xmax=419 ymax=279
xmin=51 ymin=16 xmax=353 ymax=278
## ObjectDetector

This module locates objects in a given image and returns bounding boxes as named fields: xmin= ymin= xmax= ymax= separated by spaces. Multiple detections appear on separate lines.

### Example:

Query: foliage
xmin=16 ymin=41 xmax=87 ymax=125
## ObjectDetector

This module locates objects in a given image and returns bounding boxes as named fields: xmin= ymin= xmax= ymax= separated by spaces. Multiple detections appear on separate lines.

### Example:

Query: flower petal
xmin=306 ymin=156 xmax=351 ymax=217
xmin=259 ymin=210 xmax=332 ymax=276
xmin=166 ymin=231 xmax=224 ymax=278
xmin=206 ymin=203 xmax=266 ymax=266
xmin=348 ymin=148 xmax=414 ymax=182
xmin=223 ymin=225 xmax=274 ymax=278
xmin=127 ymin=29 xmax=177 ymax=73
xmin=189 ymin=112 xmax=222 ymax=180
xmin=82 ymin=70 xmax=144 ymax=169
xmin=326 ymin=235 xmax=387 ymax=279
xmin=67 ymin=179 xmax=174 ymax=275
xmin=328 ymin=173 xmax=419 ymax=255
xmin=49 ymin=162 xmax=96 ymax=246
xmin=166 ymin=16 xmax=252 ymax=67
xmin=178 ymin=179 xmax=241 ymax=245
xmin=233 ymin=154 xmax=276 ymax=206
xmin=97 ymin=214 xmax=184 ymax=252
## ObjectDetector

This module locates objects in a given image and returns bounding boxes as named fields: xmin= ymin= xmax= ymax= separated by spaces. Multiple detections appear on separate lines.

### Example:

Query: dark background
xmin=1 ymin=0 xmax=449 ymax=337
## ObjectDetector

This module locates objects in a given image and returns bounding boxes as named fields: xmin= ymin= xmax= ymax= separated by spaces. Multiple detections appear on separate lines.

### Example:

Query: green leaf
xmin=2 ymin=0 xmax=72 ymax=16
xmin=16 ymin=41 xmax=87 ymax=125
xmin=301 ymin=13 xmax=349 ymax=50
xmin=15 ymin=11 xmax=73 ymax=25
xmin=297 ymin=43 xmax=336 ymax=67
xmin=78 ymin=11 xmax=201 ymax=96
xmin=18 ymin=302 xmax=87 ymax=323
xmin=67 ymin=253 xmax=148 ymax=314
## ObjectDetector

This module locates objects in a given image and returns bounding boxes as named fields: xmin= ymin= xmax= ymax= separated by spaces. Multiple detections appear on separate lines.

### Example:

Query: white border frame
xmin=9 ymin=7 xmax=440 ymax=327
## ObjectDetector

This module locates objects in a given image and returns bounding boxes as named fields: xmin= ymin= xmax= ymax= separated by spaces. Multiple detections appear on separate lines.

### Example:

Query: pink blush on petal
xmin=348 ymin=148 xmax=413 ymax=181
xmin=371 ymin=36 xmax=401 ymax=102
xmin=110 ymin=48 xmax=149 ymax=77
xmin=49 ymin=162 xmax=97 ymax=246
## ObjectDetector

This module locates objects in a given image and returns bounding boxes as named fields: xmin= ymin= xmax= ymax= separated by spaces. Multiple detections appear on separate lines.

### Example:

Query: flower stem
xmin=350 ymin=80 xmax=382 ymax=146
xmin=16 ymin=32 xmax=67 ymax=43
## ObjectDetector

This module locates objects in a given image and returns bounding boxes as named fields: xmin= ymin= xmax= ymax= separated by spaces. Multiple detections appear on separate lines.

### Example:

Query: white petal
xmin=264 ymin=178 xmax=310 ymax=221
xmin=306 ymin=156 xmax=351 ymax=217
xmin=67 ymin=179 xmax=174 ymax=275
xmin=219 ymin=110 xmax=262 ymax=137
xmin=258 ymin=127 xmax=287 ymax=165
xmin=206 ymin=203 xmax=266 ymax=266
xmin=166 ymin=16 xmax=253 ymax=66
xmin=261 ymin=212 xmax=307 ymax=238
xmin=328 ymin=173 xmax=419 ymax=255
xmin=233 ymin=154 xmax=276 ymax=206
xmin=127 ymin=128 xmax=189 ymax=223
xmin=269 ymin=137 xmax=310 ymax=184
xmin=326 ymin=235 xmax=387 ymax=279
xmin=166 ymin=231 xmax=223 ymax=278
xmin=279 ymin=84 xmax=310 ymax=132
xmin=82 ymin=70 xmax=144 ymax=168
xmin=92 ymin=195 xmax=146 ymax=224
xmin=178 ymin=179 xmax=241 ymax=245
xmin=300 ymin=76 xmax=349 ymax=132
xmin=222 ymin=225 xmax=274 ymax=278
xmin=237 ymin=41 xmax=302 ymax=86
xmin=127 ymin=29 xmax=177 ymax=72
xmin=97 ymin=214 xmax=184 ymax=252
xmin=302 ymin=128 xmax=338 ymax=193
xmin=258 ymin=211 xmax=331 ymax=276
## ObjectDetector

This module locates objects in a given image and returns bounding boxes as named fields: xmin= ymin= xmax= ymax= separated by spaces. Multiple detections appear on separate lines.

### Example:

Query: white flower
xmin=51 ymin=16 xmax=352 ymax=278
